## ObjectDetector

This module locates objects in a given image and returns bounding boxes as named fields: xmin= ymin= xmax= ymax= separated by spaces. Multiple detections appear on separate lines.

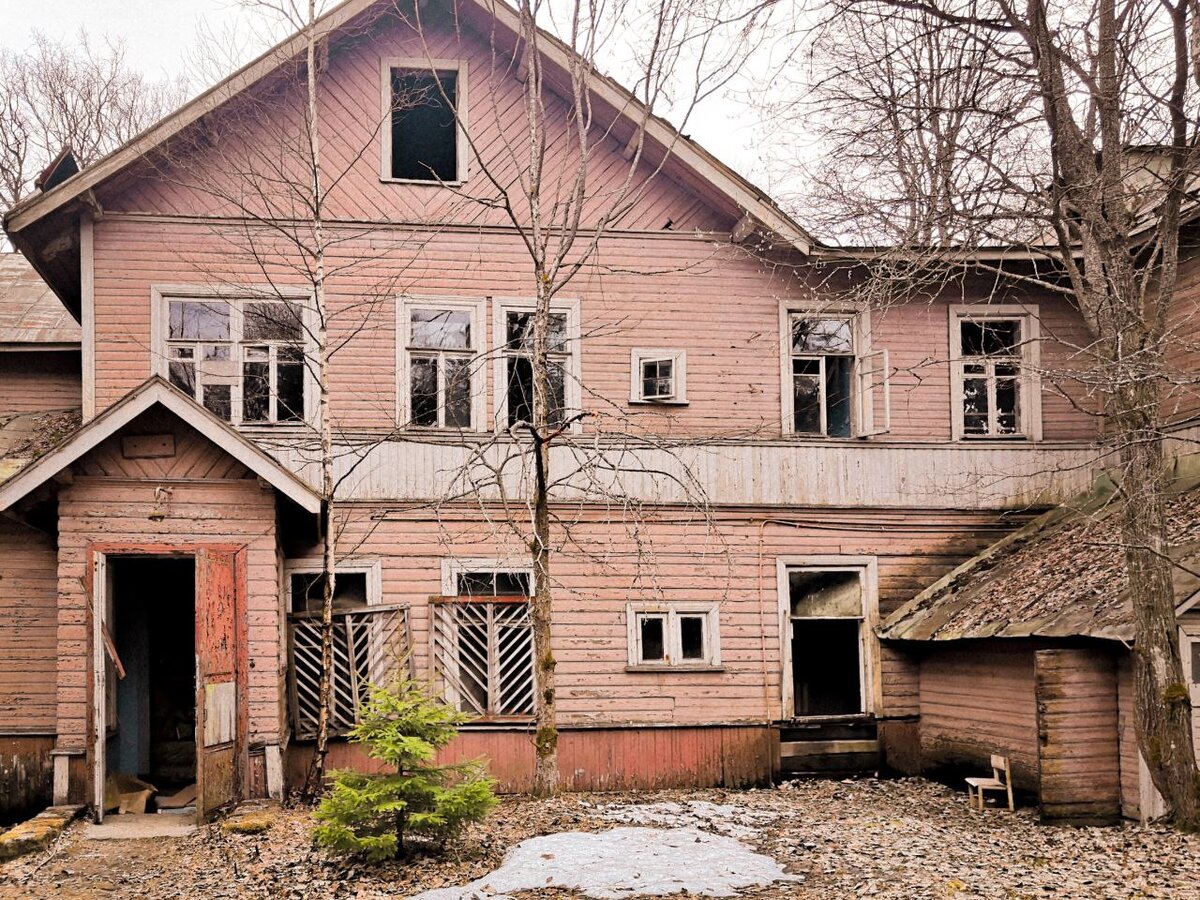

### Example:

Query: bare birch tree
xmin=390 ymin=0 xmax=772 ymax=796
xmin=769 ymin=0 xmax=1200 ymax=824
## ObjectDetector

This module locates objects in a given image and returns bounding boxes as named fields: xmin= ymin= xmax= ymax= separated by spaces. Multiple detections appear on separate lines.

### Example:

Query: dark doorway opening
xmin=791 ymin=619 xmax=862 ymax=716
xmin=788 ymin=568 xmax=865 ymax=717
xmin=108 ymin=557 xmax=197 ymax=791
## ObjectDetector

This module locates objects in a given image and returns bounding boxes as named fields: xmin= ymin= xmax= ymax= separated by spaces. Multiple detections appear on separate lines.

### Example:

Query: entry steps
xmin=778 ymin=716 xmax=879 ymax=776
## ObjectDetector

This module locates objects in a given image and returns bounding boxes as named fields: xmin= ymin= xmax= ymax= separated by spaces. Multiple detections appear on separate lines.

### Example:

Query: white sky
xmin=0 ymin=0 xmax=774 ymax=189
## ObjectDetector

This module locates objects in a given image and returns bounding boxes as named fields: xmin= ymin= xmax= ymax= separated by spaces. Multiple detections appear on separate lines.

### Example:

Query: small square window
xmin=627 ymin=603 xmax=719 ymax=668
xmin=630 ymin=350 xmax=686 ymax=404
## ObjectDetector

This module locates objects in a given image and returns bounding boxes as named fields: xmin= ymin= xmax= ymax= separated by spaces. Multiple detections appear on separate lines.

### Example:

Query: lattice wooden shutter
xmin=288 ymin=605 xmax=410 ymax=739
xmin=432 ymin=602 xmax=535 ymax=717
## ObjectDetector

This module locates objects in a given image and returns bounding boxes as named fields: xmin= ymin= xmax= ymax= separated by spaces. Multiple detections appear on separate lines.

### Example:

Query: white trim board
xmin=0 ymin=376 xmax=322 ymax=514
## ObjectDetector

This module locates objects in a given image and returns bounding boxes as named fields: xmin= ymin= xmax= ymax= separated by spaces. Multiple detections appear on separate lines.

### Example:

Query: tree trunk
xmin=301 ymin=0 xmax=336 ymax=800
xmin=1115 ymin=378 xmax=1200 ymax=827
xmin=529 ymin=278 xmax=559 ymax=797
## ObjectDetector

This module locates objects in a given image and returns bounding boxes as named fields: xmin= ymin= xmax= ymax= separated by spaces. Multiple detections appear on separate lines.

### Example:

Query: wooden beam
xmin=731 ymin=213 xmax=757 ymax=244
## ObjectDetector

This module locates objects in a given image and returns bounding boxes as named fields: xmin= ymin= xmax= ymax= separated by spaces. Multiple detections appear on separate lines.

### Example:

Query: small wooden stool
xmin=965 ymin=754 xmax=1014 ymax=811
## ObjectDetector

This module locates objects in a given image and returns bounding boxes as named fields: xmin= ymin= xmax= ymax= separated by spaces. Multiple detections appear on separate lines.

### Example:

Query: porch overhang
xmin=0 ymin=376 xmax=322 ymax=514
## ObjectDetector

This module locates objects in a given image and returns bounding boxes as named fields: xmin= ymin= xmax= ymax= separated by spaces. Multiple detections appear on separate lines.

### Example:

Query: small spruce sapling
xmin=313 ymin=673 xmax=497 ymax=860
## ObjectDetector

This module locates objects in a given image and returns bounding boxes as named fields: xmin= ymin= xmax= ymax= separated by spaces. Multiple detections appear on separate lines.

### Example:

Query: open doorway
xmin=106 ymin=557 xmax=197 ymax=805
xmin=788 ymin=568 xmax=867 ymax=717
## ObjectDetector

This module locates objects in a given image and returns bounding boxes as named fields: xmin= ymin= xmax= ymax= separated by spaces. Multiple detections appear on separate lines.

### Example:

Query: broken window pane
xmin=456 ymin=571 xmax=531 ymax=598
xmin=289 ymin=571 xmax=369 ymax=614
xmin=995 ymin=377 xmax=1018 ymax=433
xmin=410 ymin=356 xmax=439 ymax=426
xmin=411 ymin=308 xmax=471 ymax=350
xmin=793 ymin=361 xmax=822 ymax=434
xmin=169 ymin=300 xmax=230 ymax=341
xmin=793 ymin=318 xmax=852 ymax=353
xmin=507 ymin=357 xmax=566 ymax=426
xmin=679 ymin=616 xmax=705 ymax=660
xmin=639 ymin=616 xmax=665 ymax=661
xmin=961 ymin=319 xmax=1020 ymax=357
xmin=390 ymin=69 xmax=458 ymax=182
xmin=790 ymin=570 xmax=863 ymax=618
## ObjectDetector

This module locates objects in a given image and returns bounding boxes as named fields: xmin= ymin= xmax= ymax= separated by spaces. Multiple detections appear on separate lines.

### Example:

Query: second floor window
xmin=165 ymin=297 xmax=306 ymax=425
xmin=951 ymin=308 xmax=1040 ymax=440
xmin=383 ymin=61 xmax=466 ymax=183
xmin=503 ymin=309 xmax=569 ymax=427
xmin=790 ymin=316 xmax=855 ymax=437
xmin=401 ymin=300 xmax=480 ymax=429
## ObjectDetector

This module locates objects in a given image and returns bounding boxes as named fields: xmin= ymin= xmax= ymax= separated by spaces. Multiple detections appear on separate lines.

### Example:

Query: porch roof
xmin=0 ymin=253 xmax=81 ymax=346
xmin=879 ymin=456 xmax=1200 ymax=643
xmin=0 ymin=377 xmax=322 ymax=514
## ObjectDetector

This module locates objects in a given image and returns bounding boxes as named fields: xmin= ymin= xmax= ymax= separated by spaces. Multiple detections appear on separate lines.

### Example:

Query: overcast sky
xmin=0 ymin=0 xmax=773 ymax=188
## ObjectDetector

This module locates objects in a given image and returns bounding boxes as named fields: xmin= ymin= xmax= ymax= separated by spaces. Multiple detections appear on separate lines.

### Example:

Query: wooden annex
xmin=0 ymin=0 xmax=1198 ymax=823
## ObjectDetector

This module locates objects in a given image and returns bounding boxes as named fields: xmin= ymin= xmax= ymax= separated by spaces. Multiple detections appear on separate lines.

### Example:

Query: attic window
xmin=386 ymin=64 xmax=463 ymax=183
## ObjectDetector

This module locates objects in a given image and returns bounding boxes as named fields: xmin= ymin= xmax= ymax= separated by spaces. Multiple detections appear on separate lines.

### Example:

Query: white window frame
xmin=493 ymin=297 xmax=583 ymax=433
xmin=150 ymin=285 xmax=318 ymax=428
xmin=629 ymin=349 xmax=687 ymax=404
xmin=396 ymin=295 xmax=487 ymax=431
xmin=379 ymin=57 xmax=469 ymax=186
xmin=625 ymin=602 xmax=721 ymax=670
xmin=435 ymin=558 xmax=536 ymax=719
xmin=779 ymin=304 xmax=889 ymax=438
xmin=283 ymin=558 xmax=383 ymax=612
xmin=949 ymin=304 xmax=1042 ymax=441
xmin=776 ymin=555 xmax=880 ymax=720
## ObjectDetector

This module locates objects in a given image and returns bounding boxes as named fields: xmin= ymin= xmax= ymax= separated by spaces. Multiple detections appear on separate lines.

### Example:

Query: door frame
xmin=776 ymin=555 xmax=880 ymax=720
xmin=87 ymin=541 xmax=248 ymax=822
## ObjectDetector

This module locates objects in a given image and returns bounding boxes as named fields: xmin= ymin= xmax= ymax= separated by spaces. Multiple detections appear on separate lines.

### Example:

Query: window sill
xmin=625 ymin=664 xmax=725 ymax=673
xmin=956 ymin=434 xmax=1033 ymax=442
xmin=380 ymin=176 xmax=466 ymax=187
xmin=628 ymin=398 xmax=689 ymax=407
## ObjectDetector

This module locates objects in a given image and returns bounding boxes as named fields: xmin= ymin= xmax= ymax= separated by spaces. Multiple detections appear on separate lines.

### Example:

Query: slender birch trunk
xmin=301 ymin=0 xmax=336 ymax=799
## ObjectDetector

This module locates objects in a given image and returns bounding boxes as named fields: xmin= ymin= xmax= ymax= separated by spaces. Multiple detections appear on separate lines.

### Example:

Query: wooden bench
xmin=965 ymin=754 xmax=1014 ymax=811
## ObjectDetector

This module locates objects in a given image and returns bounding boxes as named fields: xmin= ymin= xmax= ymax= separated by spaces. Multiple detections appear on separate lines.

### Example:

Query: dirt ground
xmin=1 ymin=777 xmax=1197 ymax=899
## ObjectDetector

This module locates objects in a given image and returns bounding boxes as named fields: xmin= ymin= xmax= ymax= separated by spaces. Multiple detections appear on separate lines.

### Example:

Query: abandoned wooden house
xmin=0 ymin=0 xmax=1196 ymax=824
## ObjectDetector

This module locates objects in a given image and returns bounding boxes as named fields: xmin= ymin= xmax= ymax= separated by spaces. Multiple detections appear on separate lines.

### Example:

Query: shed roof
xmin=0 ymin=253 xmax=81 ymax=346
xmin=879 ymin=460 xmax=1200 ymax=643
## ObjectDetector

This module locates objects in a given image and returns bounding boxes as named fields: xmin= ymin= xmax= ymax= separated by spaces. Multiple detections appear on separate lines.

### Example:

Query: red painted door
xmin=196 ymin=548 xmax=243 ymax=820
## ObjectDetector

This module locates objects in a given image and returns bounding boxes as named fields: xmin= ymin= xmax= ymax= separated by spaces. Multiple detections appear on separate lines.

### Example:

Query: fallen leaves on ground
xmin=0 ymin=777 xmax=1197 ymax=899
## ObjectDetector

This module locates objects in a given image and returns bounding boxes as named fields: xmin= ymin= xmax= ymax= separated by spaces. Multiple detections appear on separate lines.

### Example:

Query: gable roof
xmin=0 ymin=253 xmax=81 ymax=347
xmin=879 ymin=457 xmax=1200 ymax=644
xmin=0 ymin=377 xmax=321 ymax=514
xmin=2 ymin=0 xmax=812 ymax=255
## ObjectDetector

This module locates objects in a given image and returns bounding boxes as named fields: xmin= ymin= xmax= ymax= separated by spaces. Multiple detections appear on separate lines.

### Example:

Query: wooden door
xmin=196 ymin=548 xmax=243 ymax=820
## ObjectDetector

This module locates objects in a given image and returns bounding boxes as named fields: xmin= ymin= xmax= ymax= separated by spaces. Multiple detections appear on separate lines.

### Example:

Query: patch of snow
xmin=589 ymin=800 xmax=780 ymax=838
xmin=408 ymin=826 xmax=798 ymax=900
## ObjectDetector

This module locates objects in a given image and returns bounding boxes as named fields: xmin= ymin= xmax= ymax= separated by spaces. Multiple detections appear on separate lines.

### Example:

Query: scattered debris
xmin=156 ymin=783 xmax=197 ymax=812
xmin=0 ymin=805 xmax=83 ymax=861
xmin=104 ymin=773 xmax=157 ymax=816
xmin=410 ymin=826 xmax=798 ymax=899
xmin=2 ymin=779 xmax=1199 ymax=898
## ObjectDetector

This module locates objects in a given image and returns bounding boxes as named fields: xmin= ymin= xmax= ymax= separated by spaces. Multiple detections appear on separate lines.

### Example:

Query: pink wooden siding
xmin=1163 ymin=253 xmax=1200 ymax=425
xmin=283 ymin=506 xmax=1012 ymax=728
xmin=0 ymin=350 xmax=80 ymax=414
xmin=287 ymin=726 xmax=774 ymax=793
xmin=100 ymin=16 xmax=731 ymax=235
xmin=52 ymin=409 xmax=284 ymax=753
xmin=1034 ymin=648 xmax=1121 ymax=824
xmin=917 ymin=643 xmax=1039 ymax=789
xmin=89 ymin=217 xmax=1098 ymax=442
xmin=0 ymin=520 xmax=59 ymax=733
